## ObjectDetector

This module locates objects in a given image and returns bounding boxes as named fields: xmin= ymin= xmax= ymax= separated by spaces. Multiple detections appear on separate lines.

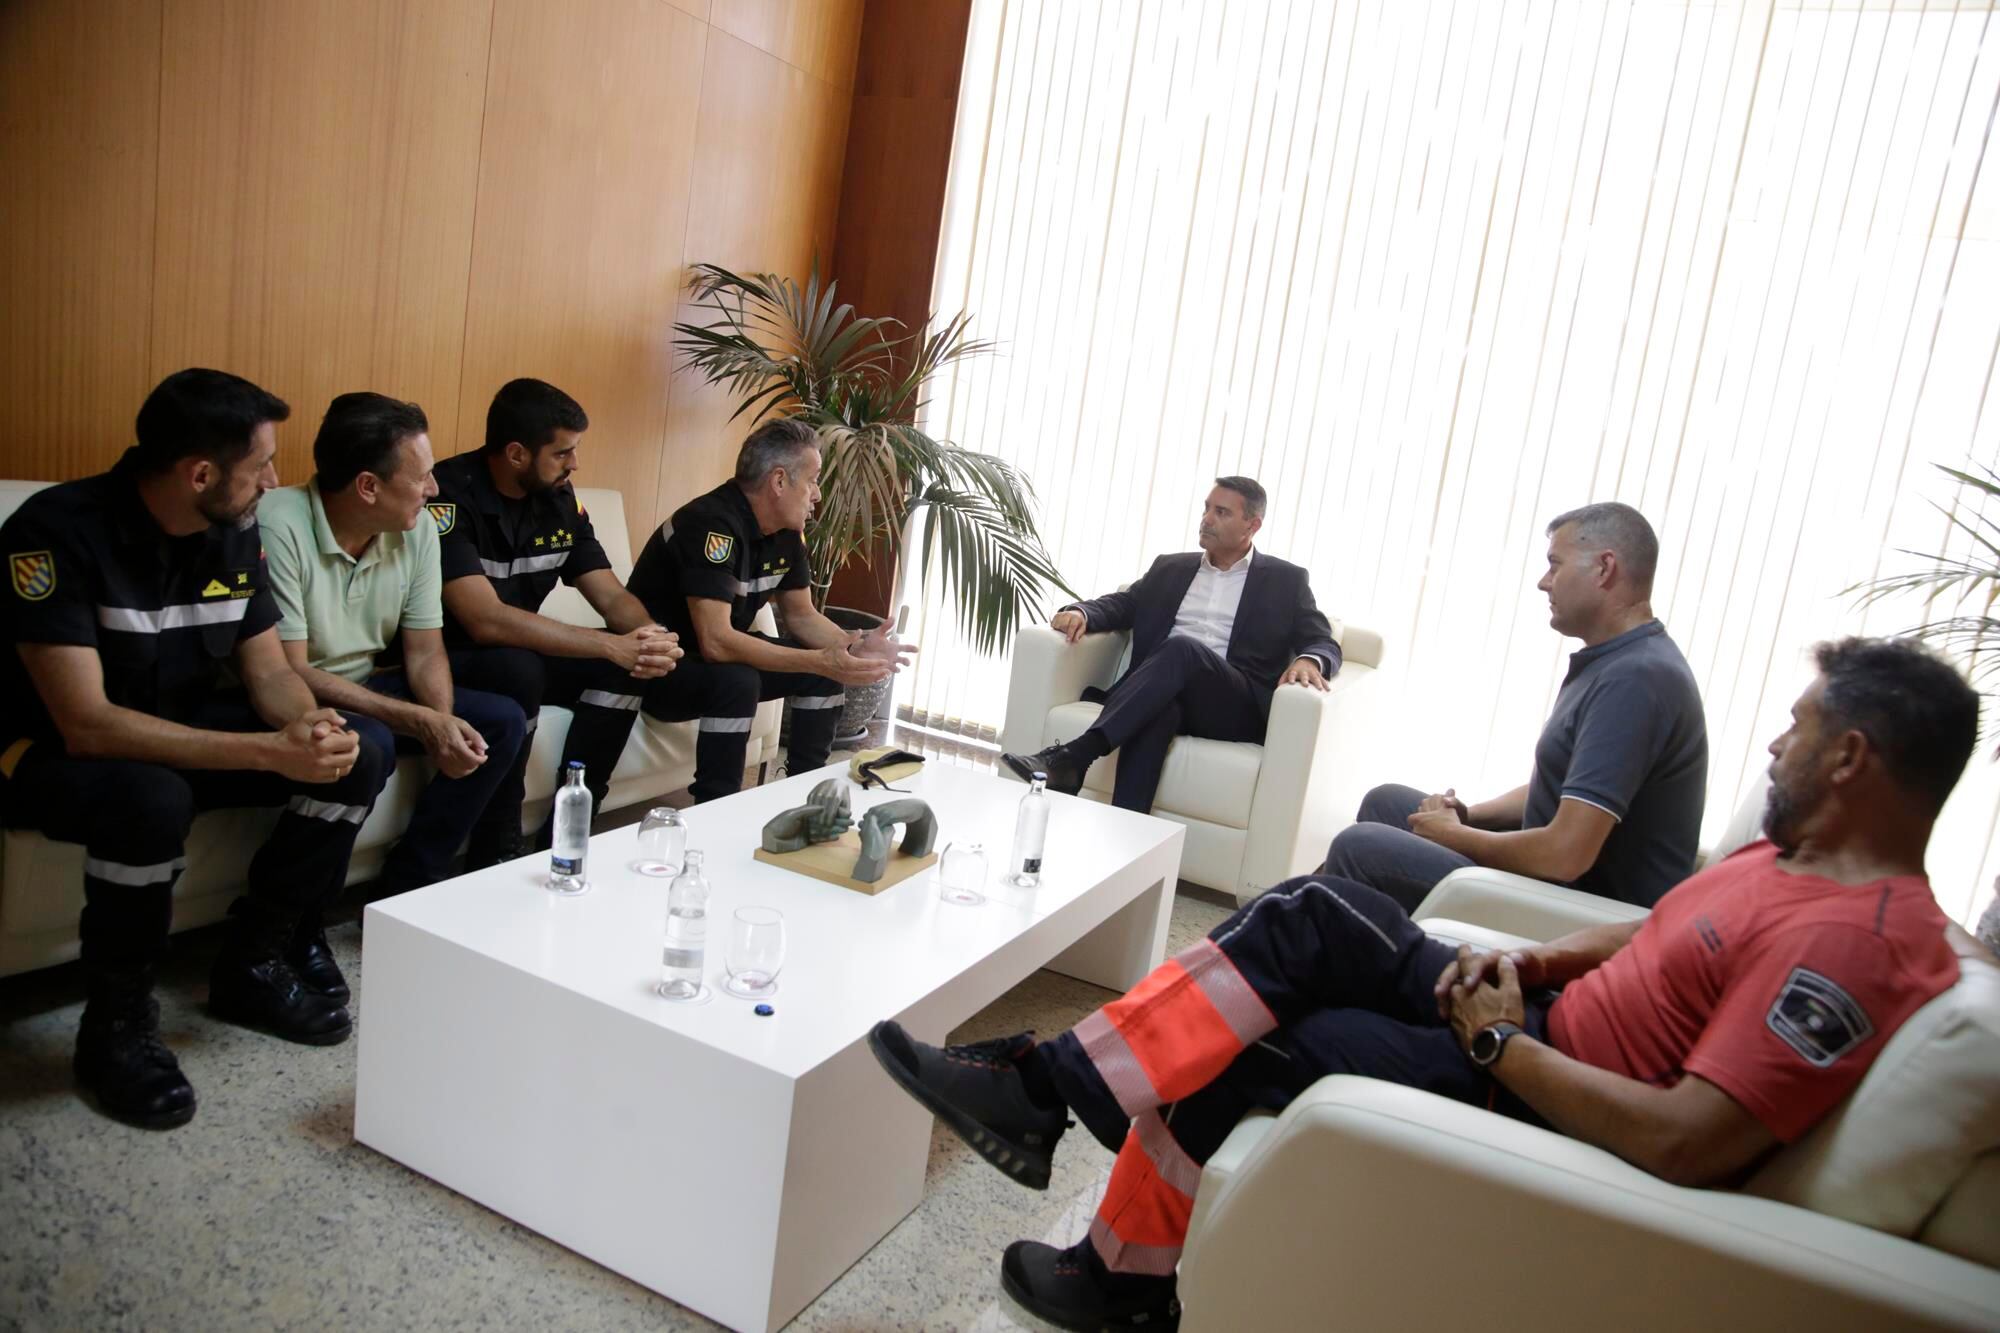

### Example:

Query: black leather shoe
xmin=74 ymin=995 xmax=197 ymax=1130
xmin=868 ymin=1021 xmax=1068 ymax=1189
xmin=1001 ymin=745 xmax=1087 ymax=796
xmin=1001 ymin=1238 xmax=1181 ymax=1332
xmin=286 ymin=920 xmax=350 ymax=1003
xmin=209 ymin=955 xmax=353 ymax=1046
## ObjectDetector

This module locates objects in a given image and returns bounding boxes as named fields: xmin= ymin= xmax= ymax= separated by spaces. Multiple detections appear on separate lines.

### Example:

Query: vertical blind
xmin=900 ymin=0 xmax=2000 ymax=928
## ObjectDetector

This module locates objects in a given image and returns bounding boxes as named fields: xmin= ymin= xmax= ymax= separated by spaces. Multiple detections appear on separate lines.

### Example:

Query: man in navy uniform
xmin=430 ymin=378 xmax=680 ymax=861
xmin=626 ymin=418 xmax=910 ymax=800
xmin=1001 ymin=477 xmax=1341 ymax=812
xmin=0 ymin=369 xmax=390 ymax=1129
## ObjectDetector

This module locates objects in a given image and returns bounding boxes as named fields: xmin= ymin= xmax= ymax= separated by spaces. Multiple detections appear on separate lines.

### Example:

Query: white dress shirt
xmin=1169 ymin=547 xmax=1254 ymax=658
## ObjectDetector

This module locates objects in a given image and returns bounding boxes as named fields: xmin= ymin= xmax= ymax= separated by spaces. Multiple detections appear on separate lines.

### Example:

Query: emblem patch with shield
xmin=10 ymin=551 xmax=54 ymax=601
xmin=428 ymin=503 xmax=456 ymax=536
xmin=704 ymin=531 xmax=735 ymax=564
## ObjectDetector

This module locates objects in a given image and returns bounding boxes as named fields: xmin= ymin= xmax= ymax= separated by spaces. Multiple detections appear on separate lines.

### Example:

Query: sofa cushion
xmin=1918 ymin=1150 xmax=2000 ymax=1267
xmin=1043 ymin=701 xmax=1261 ymax=828
xmin=1744 ymin=940 xmax=2000 ymax=1241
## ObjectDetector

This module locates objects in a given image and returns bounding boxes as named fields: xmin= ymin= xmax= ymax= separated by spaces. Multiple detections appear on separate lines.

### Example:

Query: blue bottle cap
xmin=754 ymin=1003 xmax=775 ymax=1017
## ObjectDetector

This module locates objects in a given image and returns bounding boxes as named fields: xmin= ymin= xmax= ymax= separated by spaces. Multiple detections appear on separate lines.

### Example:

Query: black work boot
xmin=74 ymin=987 xmax=197 ymax=1130
xmin=1001 ymin=745 xmax=1087 ymax=796
xmin=1001 ymin=1237 xmax=1181 ymax=1332
xmin=867 ymin=1021 xmax=1069 ymax=1189
xmin=285 ymin=910 xmax=349 ymax=1002
xmin=209 ymin=903 xmax=353 ymax=1045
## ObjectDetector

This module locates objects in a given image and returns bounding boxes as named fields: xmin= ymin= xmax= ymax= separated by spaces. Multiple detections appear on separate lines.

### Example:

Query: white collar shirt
xmin=1169 ymin=547 xmax=1254 ymax=659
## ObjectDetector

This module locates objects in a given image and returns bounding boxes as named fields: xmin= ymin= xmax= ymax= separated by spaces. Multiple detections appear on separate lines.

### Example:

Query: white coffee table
xmin=354 ymin=763 xmax=1185 ymax=1332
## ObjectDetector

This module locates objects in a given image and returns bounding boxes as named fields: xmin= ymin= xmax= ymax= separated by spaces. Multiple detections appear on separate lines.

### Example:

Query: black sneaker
xmin=209 ymin=955 xmax=353 ymax=1046
xmin=1001 ymin=745 xmax=1087 ymax=796
xmin=1001 ymin=1237 xmax=1181 ymax=1332
xmin=867 ymin=1021 xmax=1069 ymax=1190
xmin=73 ymin=996 xmax=197 ymax=1130
xmin=287 ymin=920 xmax=350 ymax=1002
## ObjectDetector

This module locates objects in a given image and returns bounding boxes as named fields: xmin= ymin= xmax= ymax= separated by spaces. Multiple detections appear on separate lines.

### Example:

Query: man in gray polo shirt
xmin=1322 ymin=502 xmax=1707 ymax=909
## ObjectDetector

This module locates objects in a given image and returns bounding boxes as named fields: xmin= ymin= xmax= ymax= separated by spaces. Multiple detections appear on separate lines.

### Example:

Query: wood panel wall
xmin=0 ymin=0 xmax=864 ymax=543
xmin=822 ymin=0 xmax=974 ymax=615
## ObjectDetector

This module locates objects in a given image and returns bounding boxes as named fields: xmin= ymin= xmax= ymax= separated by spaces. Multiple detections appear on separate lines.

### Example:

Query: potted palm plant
xmin=1851 ymin=459 xmax=2000 ymax=950
xmin=672 ymin=263 xmax=1072 ymax=742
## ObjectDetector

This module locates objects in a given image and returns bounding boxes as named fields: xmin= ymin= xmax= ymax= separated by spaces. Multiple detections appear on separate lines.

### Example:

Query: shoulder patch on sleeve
xmin=704 ymin=531 xmax=735 ymax=564
xmin=427 ymin=502 xmax=456 ymax=536
xmin=10 ymin=550 xmax=54 ymax=600
xmin=1766 ymin=967 xmax=1874 ymax=1068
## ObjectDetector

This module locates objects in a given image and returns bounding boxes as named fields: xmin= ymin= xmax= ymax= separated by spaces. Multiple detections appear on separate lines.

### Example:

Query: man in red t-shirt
xmin=867 ymin=638 xmax=1979 ymax=1333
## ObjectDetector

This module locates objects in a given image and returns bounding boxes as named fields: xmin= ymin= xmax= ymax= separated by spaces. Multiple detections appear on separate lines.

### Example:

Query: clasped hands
xmin=608 ymin=624 xmax=683 ymax=679
xmin=1435 ymin=942 xmax=1537 ymax=1056
xmin=1406 ymin=787 xmax=1472 ymax=843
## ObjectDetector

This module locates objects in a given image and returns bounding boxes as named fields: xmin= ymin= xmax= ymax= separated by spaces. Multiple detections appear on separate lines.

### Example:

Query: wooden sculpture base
xmin=752 ymin=831 xmax=939 ymax=896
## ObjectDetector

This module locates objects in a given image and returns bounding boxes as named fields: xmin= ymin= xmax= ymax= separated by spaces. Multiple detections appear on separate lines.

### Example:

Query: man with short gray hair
xmin=627 ymin=418 xmax=913 ymax=799
xmin=1322 ymin=501 xmax=1707 ymax=909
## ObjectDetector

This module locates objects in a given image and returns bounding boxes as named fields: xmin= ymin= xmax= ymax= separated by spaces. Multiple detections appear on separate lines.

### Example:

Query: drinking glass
xmin=635 ymin=807 xmax=686 ymax=877
xmin=723 ymin=906 xmax=786 ymax=998
xmin=939 ymin=842 xmax=987 ymax=907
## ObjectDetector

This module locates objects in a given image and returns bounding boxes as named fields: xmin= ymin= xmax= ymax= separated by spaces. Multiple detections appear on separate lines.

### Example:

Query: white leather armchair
xmin=1178 ymin=1073 xmax=2000 ymax=1331
xmin=1000 ymin=621 xmax=1386 ymax=902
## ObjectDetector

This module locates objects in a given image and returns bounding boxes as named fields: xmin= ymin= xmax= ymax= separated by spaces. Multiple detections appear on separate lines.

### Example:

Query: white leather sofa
xmin=1001 ymin=621 xmax=1385 ymax=902
xmin=1178 ymin=785 xmax=2000 ymax=1330
xmin=0 ymin=479 xmax=780 ymax=976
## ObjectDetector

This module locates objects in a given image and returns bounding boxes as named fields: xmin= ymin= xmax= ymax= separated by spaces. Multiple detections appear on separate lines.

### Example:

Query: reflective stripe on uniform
xmin=96 ymin=600 xmax=251 ymax=633
xmin=286 ymin=795 xmax=369 ymax=825
xmin=478 ymin=551 xmax=571 ymax=580
xmin=789 ymin=693 xmax=846 ymax=710
xmin=578 ymin=689 xmax=642 ymax=712
xmin=699 ymin=715 xmax=754 ymax=733
xmin=83 ymin=854 xmax=188 ymax=886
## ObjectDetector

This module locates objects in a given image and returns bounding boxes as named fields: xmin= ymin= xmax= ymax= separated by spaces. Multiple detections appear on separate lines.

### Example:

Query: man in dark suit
xmin=1002 ymin=476 xmax=1341 ymax=812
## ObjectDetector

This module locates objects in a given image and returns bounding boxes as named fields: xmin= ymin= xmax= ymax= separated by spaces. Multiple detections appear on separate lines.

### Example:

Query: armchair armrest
xmin=1000 ymin=624 xmax=1128 ymax=756
xmin=1411 ymin=865 xmax=1649 ymax=941
xmin=1179 ymin=1076 xmax=2000 ymax=1333
xmin=1238 ymin=662 xmax=1381 ymax=901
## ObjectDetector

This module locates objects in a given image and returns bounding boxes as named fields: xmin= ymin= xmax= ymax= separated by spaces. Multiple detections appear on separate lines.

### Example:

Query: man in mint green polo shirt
xmin=260 ymin=393 xmax=526 ymax=956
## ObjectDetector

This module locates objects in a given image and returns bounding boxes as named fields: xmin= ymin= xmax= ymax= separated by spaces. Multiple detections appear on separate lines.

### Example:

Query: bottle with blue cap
xmin=549 ymin=761 xmax=592 ymax=894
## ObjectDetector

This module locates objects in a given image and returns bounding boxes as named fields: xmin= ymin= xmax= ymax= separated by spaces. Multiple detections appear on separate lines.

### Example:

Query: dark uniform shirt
xmin=429 ymin=452 xmax=613 ymax=647
xmin=0 ymin=451 xmax=279 ymax=752
xmin=1522 ymin=619 xmax=1708 ymax=907
xmin=626 ymin=481 xmax=810 ymax=656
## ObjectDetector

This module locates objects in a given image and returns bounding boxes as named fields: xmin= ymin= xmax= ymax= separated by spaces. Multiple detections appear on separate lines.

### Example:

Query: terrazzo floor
xmin=0 ymin=872 xmax=1230 ymax=1332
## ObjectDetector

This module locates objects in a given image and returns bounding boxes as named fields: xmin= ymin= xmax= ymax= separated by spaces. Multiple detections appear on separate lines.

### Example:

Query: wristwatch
xmin=1469 ymin=1021 xmax=1524 ymax=1069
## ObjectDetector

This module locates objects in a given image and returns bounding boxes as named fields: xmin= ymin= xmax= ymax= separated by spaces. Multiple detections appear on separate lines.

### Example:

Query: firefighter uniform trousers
xmin=641 ymin=633 xmax=845 ymax=801
xmin=447 ymin=646 xmax=646 ymax=845
xmin=2 ymin=699 xmax=392 ymax=981
xmin=1037 ymin=874 xmax=1551 ymax=1276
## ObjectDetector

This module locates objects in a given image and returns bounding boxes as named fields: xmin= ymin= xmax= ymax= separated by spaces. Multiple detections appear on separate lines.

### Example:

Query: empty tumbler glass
xmin=938 ymin=842 xmax=987 ymax=907
xmin=722 ymin=906 xmax=786 ymax=999
xmin=635 ymin=807 xmax=686 ymax=877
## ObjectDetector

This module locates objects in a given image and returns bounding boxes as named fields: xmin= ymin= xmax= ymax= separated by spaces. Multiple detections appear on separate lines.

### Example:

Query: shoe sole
xmin=866 ymin=1025 xmax=1054 ymax=1191
xmin=1000 ymin=753 xmax=1040 ymax=784
xmin=75 ymin=1084 xmax=197 ymax=1131
xmin=999 ymin=1265 xmax=1180 ymax=1333
xmin=207 ymin=998 xmax=353 ymax=1047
